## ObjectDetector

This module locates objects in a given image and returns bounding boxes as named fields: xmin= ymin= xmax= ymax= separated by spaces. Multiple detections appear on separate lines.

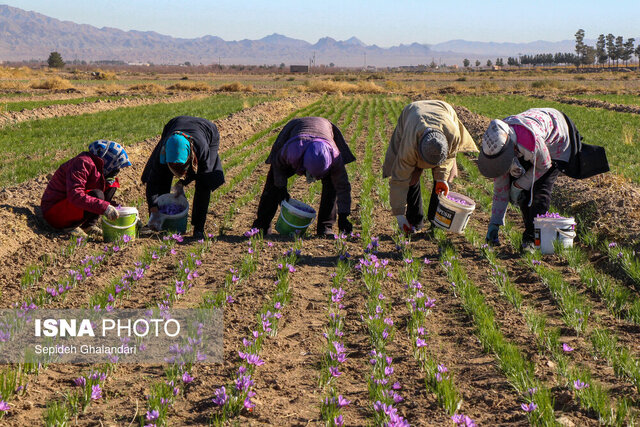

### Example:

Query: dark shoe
xmin=317 ymin=228 xmax=334 ymax=238
xmin=193 ymin=230 xmax=205 ymax=240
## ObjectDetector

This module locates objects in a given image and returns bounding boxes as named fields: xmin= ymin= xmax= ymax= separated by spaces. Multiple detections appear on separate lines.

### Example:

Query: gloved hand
xmin=338 ymin=214 xmax=353 ymax=233
xmin=509 ymin=158 xmax=525 ymax=178
xmin=435 ymin=180 xmax=449 ymax=196
xmin=104 ymin=205 xmax=119 ymax=221
xmin=396 ymin=215 xmax=413 ymax=234
xmin=148 ymin=212 xmax=164 ymax=231
xmin=274 ymin=186 xmax=290 ymax=203
xmin=509 ymin=182 xmax=524 ymax=204
xmin=172 ymin=181 xmax=185 ymax=199
xmin=486 ymin=223 xmax=500 ymax=245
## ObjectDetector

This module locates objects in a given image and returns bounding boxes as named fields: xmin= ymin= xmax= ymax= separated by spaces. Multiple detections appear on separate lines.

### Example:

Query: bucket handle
xmin=556 ymin=228 xmax=576 ymax=239
xmin=102 ymin=215 xmax=140 ymax=230
xmin=279 ymin=214 xmax=311 ymax=229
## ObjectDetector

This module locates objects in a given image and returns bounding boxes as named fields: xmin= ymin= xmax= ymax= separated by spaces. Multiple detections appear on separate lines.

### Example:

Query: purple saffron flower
xmin=334 ymin=415 xmax=344 ymax=426
xmin=74 ymin=377 xmax=86 ymax=387
xmin=521 ymin=402 xmax=538 ymax=412
xmin=246 ymin=354 xmax=264 ymax=366
xmin=244 ymin=397 xmax=255 ymax=410
xmin=337 ymin=395 xmax=350 ymax=407
xmin=226 ymin=295 xmax=234 ymax=304
xmin=384 ymin=366 xmax=394 ymax=376
xmin=437 ymin=364 xmax=448 ymax=374
xmin=146 ymin=409 xmax=159 ymax=421
xmin=91 ymin=384 xmax=102 ymax=400
xmin=212 ymin=386 xmax=228 ymax=406
xmin=562 ymin=343 xmax=574 ymax=352
xmin=416 ymin=337 xmax=427 ymax=348
xmin=182 ymin=372 xmax=193 ymax=384
xmin=573 ymin=380 xmax=589 ymax=391
xmin=329 ymin=366 xmax=342 ymax=377
xmin=0 ymin=400 xmax=10 ymax=412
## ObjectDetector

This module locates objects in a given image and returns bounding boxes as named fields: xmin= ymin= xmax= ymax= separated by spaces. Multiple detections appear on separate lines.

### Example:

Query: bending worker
xmin=383 ymin=100 xmax=477 ymax=233
xmin=142 ymin=115 xmax=224 ymax=240
xmin=251 ymin=117 xmax=355 ymax=236
xmin=478 ymin=108 xmax=581 ymax=251
xmin=41 ymin=140 xmax=131 ymax=237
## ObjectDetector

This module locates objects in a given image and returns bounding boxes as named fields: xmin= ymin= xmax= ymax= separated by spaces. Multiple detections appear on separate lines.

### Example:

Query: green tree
xmin=463 ymin=58 xmax=470 ymax=68
xmin=486 ymin=59 xmax=492 ymax=67
xmin=475 ymin=60 xmax=480 ymax=67
xmin=615 ymin=36 xmax=624 ymax=66
xmin=581 ymin=46 xmax=596 ymax=66
xmin=596 ymin=34 xmax=607 ymax=67
xmin=622 ymin=38 xmax=635 ymax=66
xmin=635 ymin=45 xmax=640 ymax=69
xmin=606 ymin=33 xmax=615 ymax=66
xmin=47 ymin=51 xmax=65 ymax=68
xmin=574 ymin=29 xmax=586 ymax=66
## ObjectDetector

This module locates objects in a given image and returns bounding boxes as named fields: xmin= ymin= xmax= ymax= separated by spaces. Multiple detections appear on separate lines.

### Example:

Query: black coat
xmin=141 ymin=116 xmax=225 ymax=202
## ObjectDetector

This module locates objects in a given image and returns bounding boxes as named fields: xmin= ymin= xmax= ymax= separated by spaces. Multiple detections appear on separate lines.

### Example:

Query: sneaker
xmin=522 ymin=239 xmax=536 ymax=253
xmin=82 ymin=224 xmax=103 ymax=236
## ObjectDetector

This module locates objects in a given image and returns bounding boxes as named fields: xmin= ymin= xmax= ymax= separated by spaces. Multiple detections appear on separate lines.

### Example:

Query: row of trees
xmin=575 ymin=29 xmax=639 ymax=67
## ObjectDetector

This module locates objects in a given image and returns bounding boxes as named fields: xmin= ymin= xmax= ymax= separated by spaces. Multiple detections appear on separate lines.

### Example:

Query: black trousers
xmin=405 ymin=181 xmax=439 ymax=226
xmin=252 ymin=167 xmax=337 ymax=235
xmin=515 ymin=166 xmax=560 ymax=242
xmin=82 ymin=188 xmax=116 ymax=228
xmin=146 ymin=178 xmax=211 ymax=233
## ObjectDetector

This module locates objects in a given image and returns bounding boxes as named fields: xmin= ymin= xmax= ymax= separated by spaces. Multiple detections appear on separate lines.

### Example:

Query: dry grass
xmin=621 ymin=124 xmax=637 ymax=146
xmin=92 ymin=69 xmax=118 ymax=80
xmin=128 ymin=83 xmax=167 ymax=94
xmin=0 ymin=66 xmax=33 ymax=78
xmin=0 ymin=81 xmax=29 ymax=91
xmin=301 ymin=79 xmax=385 ymax=94
xmin=30 ymin=76 xmax=74 ymax=90
xmin=218 ymin=81 xmax=254 ymax=92
xmin=167 ymin=81 xmax=211 ymax=92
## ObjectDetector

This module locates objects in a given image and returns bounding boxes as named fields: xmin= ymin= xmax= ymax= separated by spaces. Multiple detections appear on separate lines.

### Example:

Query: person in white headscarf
xmin=477 ymin=108 xmax=574 ymax=251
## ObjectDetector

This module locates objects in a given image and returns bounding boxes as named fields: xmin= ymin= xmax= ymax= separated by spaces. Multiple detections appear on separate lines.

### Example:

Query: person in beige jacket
xmin=383 ymin=100 xmax=478 ymax=232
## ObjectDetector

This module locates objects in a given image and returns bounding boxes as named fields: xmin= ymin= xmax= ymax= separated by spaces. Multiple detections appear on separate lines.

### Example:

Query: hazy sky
xmin=4 ymin=0 xmax=640 ymax=46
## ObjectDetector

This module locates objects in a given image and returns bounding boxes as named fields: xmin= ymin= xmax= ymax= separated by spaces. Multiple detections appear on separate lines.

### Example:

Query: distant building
xmin=290 ymin=65 xmax=309 ymax=73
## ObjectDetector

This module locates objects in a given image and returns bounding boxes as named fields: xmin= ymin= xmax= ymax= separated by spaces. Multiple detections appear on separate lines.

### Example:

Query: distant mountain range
xmin=0 ymin=5 xmax=579 ymax=67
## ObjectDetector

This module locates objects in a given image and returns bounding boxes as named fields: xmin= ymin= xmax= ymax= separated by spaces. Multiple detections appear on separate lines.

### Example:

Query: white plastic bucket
xmin=156 ymin=194 xmax=189 ymax=233
xmin=534 ymin=217 xmax=577 ymax=254
xmin=432 ymin=192 xmax=476 ymax=234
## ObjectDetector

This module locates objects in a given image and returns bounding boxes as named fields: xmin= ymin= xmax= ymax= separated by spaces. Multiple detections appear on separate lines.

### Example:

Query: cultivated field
xmin=0 ymin=67 xmax=640 ymax=426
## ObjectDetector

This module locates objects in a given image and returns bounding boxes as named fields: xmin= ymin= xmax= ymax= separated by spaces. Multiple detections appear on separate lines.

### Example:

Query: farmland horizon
xmin=1 ymin=2 xmax=639 ymax=66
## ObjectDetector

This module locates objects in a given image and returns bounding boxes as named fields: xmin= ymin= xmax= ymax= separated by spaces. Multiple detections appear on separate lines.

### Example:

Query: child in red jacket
xmin=41 ymin=140 xmax=131 ymax=237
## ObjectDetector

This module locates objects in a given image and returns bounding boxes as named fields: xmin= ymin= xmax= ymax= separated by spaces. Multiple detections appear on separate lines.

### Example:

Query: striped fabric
xmin=88 ymin=140 xmax=131 ymax=175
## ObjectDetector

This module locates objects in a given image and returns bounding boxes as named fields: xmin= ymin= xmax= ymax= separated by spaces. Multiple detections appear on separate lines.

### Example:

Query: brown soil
xmin=1 ymin=94 xmax=638 ymax=427
xmin=532 ymin=94 xmax=640 ymax=115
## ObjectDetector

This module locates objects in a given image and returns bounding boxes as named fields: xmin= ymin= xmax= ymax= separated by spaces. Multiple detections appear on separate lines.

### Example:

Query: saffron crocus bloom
xmin=562 ymin=343 xmax=574 ymax=352
xmin=74 ymin=377 xmax=86 ymax=387
xmin=334 ymin=415 xmax=344 ymax=426
xmin=573 ymin=380 xmax=589 ymax=390
xmin=416 ymin=338 xmax=427 ymax=348
xmin=212 ymin=386 xmax=228 ymax=406
xmin=91 ymin=384 xmax=102 ymax=400
xmin=521 ymin=402 xmax=538 ymax=412
xmin=244 ymin=397 xmax=255 ymax=410
xmin=0 ymin=400 xmax=9 ymax=411
xmin=437 ymin=364 xmax=448 ymax=374
xmin=337 ymin=395 xmax=350 ymax=407
xmin=146 ymin=409 xmax=160 ymax=421
xmin=329 ymin=366 xmax=342 ymax=377
xmin=182 ymin=372 xmax=193 ymax=384
xmin=246 ymin=354 xmax=264 ymax=366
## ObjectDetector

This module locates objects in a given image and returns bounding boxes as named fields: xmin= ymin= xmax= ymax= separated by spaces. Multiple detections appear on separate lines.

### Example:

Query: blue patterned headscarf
xmin=88 ymin=140 xmax=131 ymax=175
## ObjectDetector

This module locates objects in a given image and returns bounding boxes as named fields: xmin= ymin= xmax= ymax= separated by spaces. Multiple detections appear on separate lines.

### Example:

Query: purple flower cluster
xmin=451 ymin=414 xmax=476 ymax=426
xmin=364 ymin=236 xmax=379 ymax=254
xmin=244 ymin=228 xmax=261 ymax=238
xmin=406 ymin=280 xmax=436 ymax=315
xmin=446 ymin=194 xmax=470 ymax=206
xmin=536 ymin=211 xmax=568 ymax=219
xmin=158 ymin=203 xmax=186 ymax=215
xmin=373 ymin=400 xmax=409 ymax=427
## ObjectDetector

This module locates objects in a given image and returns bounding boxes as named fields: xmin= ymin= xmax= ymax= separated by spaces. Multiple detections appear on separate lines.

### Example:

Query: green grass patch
xmin=444 ymin=94 xmax=640 ymax=183
xmin=0 ymin=93 xmax=273 ymax=186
